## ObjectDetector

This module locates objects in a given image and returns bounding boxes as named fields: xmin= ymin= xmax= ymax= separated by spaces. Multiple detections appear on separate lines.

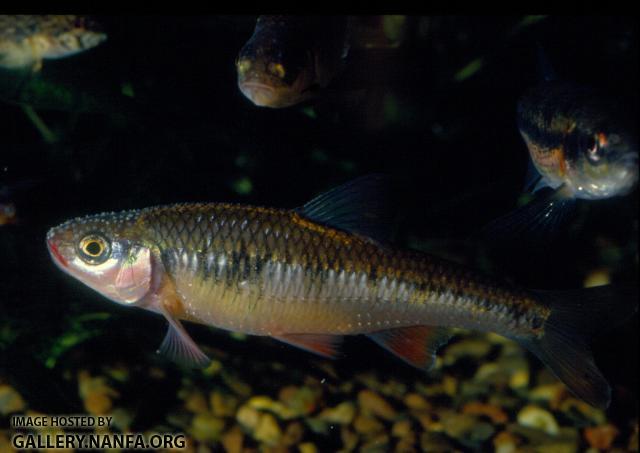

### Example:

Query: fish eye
xmin=236 ymin=59 xmax=251 ymax=74
xmin=584 ymin=134 xmax=604 ymax=164
xmin=78 ymin=233 xmax=111 ymax=264
xmin=268 ymin=62 xmax=286 ymax=78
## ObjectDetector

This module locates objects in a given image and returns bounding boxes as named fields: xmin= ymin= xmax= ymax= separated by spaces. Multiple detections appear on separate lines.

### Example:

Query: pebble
xmin=475 ymin=362 xmax=501 ymax=383
xmin=517 ymin=405 xmax=560 ymax=436
xmin=83 ymin=391 xmax=112 ymax=415
xmin=379 ymin=380 xmax=407 ymax=399
xmin=181 ymin=389 xmax=208 ymax=414
xmin=440 ymin=410 xmax=495 ymax=447
xmin=358 ymin=389 xmax=398 ymax=420
xmin=298 ymin=442 xmax=318 ymax=453
xmin=360 ymin=433 xmax=390 ymax=452
xmin=209 ymin=391 xmax=238 ymax=417
xmin=253 ymin=413 xmax=282 ymax=446
xmin=220 ymin=371 xmax=252 ymax=397
xmin=190 ymin=413 xmax=225 ymax=443
xmin=415 ymin=412 xmax=443 ymax=432
xmin=77 ymin=370 xmax=119 ymax=415
xmin=236 ymin=404 xmax=260 ymax=430
xmin=0 ymin=384 xmax=26 ymax=415
xmin=221 ymin=425 xmax=243 ymax=453
xmin=304 ymin=417 xmax=328 ymax=435
xmin=0 ymin=432 xmax=13 ymax=453
xmin=247 ymin=395 xmax=297 ymax=419
xmin=403 ymin=393 xmax=430 ymax=411
xmin=278 ymin=386 xmax=318 ymax=416
xmin=317 ymin=401 xmax=356 ymax=425
xmin=493 ymin=430 xmax=520 ymax=453
xmin=282 ymin=421 xmax=305 ymax=446
xmin=394 ymin=437 xmax=417 ymax=453
xmin=560 ymin=398 xmax=606 ymax=425
xmin=391 ymin=419 xmax=412 ymax=438
xmin=201 ymin=360 xmax=223 ymax=377
xmin=354 ymin=414 xmax=385 ymax=436
xmin=529 ymin=383 xmax=567 ymax=409
xmin=110 ymin=407 xmax=134 ymax=432
xmin=341 ymin=426 xmax=359 ymax=451
xmin=509 ymin=369 xmax=530 ymax=390
xmin=462 ymin=401 xmax=508 ymax=424
xmin=443 ymin=337 xmax=493 ymax=365
xmin=536 ymin=443 xmax=578 ymax=453
xmin=584 ymin=424 xmax=619 ymax=450
xmin=419 ymin=432 xmax=455 ymax=452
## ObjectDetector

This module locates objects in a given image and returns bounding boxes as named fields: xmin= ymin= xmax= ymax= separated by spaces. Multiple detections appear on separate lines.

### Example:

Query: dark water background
xmin=0 ymin=15 xmax=637 ymax=449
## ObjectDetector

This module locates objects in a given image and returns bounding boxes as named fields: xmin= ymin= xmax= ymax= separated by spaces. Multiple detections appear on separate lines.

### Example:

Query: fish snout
xmin=239 ymin=81 xmax=281 ymax=107
xmin=79 ymin=31 xmax=108 ymax=49
xmin=46 ymin=227 xmax=71 ymax=268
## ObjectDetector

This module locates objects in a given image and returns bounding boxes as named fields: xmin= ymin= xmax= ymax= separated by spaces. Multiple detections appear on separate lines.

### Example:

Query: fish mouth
xmin=46 ymin=233 xmax=68 ymax=269
xmin=239 ymin=81 xmax=287 ymax=107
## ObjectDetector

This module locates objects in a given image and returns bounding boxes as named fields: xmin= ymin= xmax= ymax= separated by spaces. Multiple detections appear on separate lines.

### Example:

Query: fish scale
xmin=131 ymin=203 xmax=544 ymax=337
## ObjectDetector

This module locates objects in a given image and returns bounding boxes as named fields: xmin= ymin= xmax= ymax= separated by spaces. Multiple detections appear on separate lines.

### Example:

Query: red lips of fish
xmin=47 ymin=239 xmax=68 ymax=268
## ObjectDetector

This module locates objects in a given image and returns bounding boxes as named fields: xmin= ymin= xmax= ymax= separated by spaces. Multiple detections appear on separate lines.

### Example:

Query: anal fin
xmin=367 ymin=326 xmax=455 ymax=371
xmin=273 ymin=333 xmax=343 ymax=359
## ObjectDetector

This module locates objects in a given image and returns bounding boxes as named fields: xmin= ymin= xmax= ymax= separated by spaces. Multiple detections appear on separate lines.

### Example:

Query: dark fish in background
xmin=0 ymin=201 xmax=16 ymax=225
xmin=236 ymin=15 xmax=349 ymax=108
xmin=0 ymin=15 xmax=106 ymax=72
xmin=46 ymin=175 xmax=637 ymax=409
xmin=0 ymin=178 xmax=41 ymax=225
xmin=519 ymin=82 xmax=638 ymax=200
xmin=486 ymin=51 xmax=638 ymax=239
xmin=235 ymin=15 xmax=407 ymax=109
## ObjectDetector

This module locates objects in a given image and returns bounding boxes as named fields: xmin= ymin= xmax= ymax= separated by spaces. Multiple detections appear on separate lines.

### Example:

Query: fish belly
xmin=166 ymin=249 xmax=527 ymax=338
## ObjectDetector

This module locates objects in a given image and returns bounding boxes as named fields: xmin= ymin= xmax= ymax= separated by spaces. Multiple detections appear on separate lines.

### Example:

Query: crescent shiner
xmin=46 ymin=175 xmax=636 ymax=409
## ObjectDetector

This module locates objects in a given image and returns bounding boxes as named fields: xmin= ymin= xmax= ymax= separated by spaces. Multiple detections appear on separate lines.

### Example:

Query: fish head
xmin=565 ymin=126 xmax=638 ymax=199
xmin=46 ymin=210 xmax=154 ymax=306
xmin=41 ymin=16 xmax=107 ymax=59
xmin=236 ymin=29 xmax=317 ymax=108
xmin=0 ymin=202 xmax=17 ymax=225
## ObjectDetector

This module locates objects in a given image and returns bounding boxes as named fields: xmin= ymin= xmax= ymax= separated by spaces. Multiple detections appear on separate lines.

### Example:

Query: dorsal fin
xmin=536 ymin=44 xmax=557 ymax=82
xmin=295 ymin=174 xmax=394 ymax=243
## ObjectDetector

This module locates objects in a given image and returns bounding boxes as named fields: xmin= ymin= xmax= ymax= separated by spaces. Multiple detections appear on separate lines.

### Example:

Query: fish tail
xmin=519 ymin=284 xmax=637 ymax=409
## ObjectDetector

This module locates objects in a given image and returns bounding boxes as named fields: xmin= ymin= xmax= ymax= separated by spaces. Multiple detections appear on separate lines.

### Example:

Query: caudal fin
xmin=520 ymin=284 xmax=637 ymax=409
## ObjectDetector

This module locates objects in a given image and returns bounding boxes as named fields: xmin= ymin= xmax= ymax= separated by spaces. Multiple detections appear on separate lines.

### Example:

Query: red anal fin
xmin=367 ymin=326 xmax=455 ymax=370
xmin=273 ymin=334 xmax=343 ymax=359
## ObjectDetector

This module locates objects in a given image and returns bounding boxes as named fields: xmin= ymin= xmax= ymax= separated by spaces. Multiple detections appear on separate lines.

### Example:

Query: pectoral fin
xmin=367 ymin=326 xmax=455 ymax=371
xmin=482 ymin=186 xmax=576 ymax=245
xmin=273 ymin=333 xmax=343 ymax=359
xmin=157 ymin=308 xmax=210 ymax=368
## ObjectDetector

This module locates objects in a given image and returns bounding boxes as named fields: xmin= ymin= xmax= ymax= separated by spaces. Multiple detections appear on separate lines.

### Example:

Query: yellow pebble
xmin=517 ymin=405 xmax=559 ymax=435
xmin=298 ymin=442 xmax=318 ymax=453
